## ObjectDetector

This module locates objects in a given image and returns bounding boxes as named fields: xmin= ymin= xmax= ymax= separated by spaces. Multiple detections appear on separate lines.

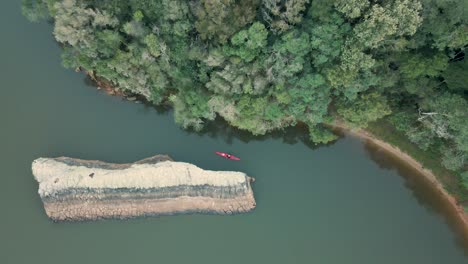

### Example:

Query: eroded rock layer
xmin=32 ymin=155 xmax=255 ymax=221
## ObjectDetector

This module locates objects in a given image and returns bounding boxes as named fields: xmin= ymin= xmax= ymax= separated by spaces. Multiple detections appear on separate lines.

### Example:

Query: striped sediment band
xmin=31 ymin=155 xmax=255 ymax=221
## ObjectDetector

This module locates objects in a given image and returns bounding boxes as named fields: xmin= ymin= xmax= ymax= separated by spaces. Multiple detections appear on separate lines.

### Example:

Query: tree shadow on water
xmin=82 ymin=75 xmax=172 ymax=116
xmin=189 ymin=117 xmax=340 ymax=151
xmin=81 ymin=74 xmax=340 ymax=150
xmin=81 ymin=73 xmax=341 ymax=153
xmin=363 ymin=141 xmax=468 ymax=253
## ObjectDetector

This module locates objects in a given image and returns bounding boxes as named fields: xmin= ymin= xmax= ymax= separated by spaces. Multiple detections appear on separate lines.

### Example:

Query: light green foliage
xmin=133 ymin=10 xmax=144 ymax=21
xmin=104 ymin=49 xmax=153 ymax=98
xmin=53 ymin=0 xmax=118 ymax=48
xmin=340 ymin=44 xmax=375 ymax=72
xmin=265 ymin=103 xmax=283 ymax=121
xmin=122 ymin=11 xmax=148 ymax=38
xmin=21 ymin=0 xmax=51 ymax=22
xmin=309 ymin=125 xmax=338 ymax=144
xmin=334 ymin=0 xmax=370 ymax=19
xmin=406 ymin=126 xmax=436 ymax=151
xmin=192 ymin=0 xmax=260 ymax=43
xmin=171 ymin=90 xmax=215 ymax=131
xmin=202 ymin=48 xmax=226 ymax=67
xmin=144 ymin=34 xmax=161 ymax=58
xmin=353 ymin=0 xmax=422 ymax=49
xmin=206 ymin=62 xmax=269 ymax=95
xmin=419 ymin=94 xmax=467 ymax=140
xmin=419 ymin=94 xmax=468 ymax=151
xmin=441 ymin=146 xmax=466 ymax=171
xmin=228 ymin=96 xmax=272 ymax=135
xmin=208 ymin=96 xmax=238 ymax=122
xmin=122 ymin=21 xmax=144 ymax=37
xmin=261 ymin=0 xmax=310 ymax=32
xmin=225 ymin=95 xmax=293 ymax=136
xmin=223 ymin=22 xmax=268 ymax=62
xmin=337 ymin=92 xmax=392 ymax=128
xmin=390 ymin=111 xmax=436 ymax=151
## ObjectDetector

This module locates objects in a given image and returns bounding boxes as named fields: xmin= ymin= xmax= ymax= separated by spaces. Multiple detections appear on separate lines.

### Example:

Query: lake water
xmin=1 ymin=1 xmax=467 ymax=263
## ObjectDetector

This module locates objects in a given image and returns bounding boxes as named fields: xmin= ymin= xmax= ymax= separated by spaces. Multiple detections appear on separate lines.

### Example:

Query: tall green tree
xmin=223 ymin=22 xmax=269 ymax=63
xmin=337 ymin=92 xmax=392 ymax=128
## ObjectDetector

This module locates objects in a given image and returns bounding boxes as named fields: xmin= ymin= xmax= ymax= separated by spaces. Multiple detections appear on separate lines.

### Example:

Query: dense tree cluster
xmin=23 ymin=0 xmax=467 ymax=186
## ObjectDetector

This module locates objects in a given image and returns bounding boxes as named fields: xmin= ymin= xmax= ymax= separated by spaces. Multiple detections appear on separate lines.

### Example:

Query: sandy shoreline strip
xmin=332 ymin=124 xmax=468 ymax=237
xmin=81 ymin=71 xmax=467 ymax=232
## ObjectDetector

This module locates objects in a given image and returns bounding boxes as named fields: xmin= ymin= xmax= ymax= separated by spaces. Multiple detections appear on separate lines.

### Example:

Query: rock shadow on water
xmin=362 ymin=139 xmax=468 ymax=253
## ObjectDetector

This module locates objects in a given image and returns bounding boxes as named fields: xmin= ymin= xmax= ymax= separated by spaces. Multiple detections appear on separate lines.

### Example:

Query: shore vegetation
xmin=22 ymin=0 xmax=467 ymax=202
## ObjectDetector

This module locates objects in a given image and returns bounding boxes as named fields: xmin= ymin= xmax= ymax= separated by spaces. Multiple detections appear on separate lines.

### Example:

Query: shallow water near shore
xmin=1 ymin=1 xmax=467 ymax=263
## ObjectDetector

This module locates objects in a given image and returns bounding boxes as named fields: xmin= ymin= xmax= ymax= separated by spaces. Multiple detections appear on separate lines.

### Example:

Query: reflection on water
xmin=196 ymin=118 xmax=316 ymax=147
xmin=82 ymin=72 xmax=322 ymax=149
xmin=362 ymin=137 xmax=468 ymax=253
xmin=82 ymin=77 xmax=468 ymax=254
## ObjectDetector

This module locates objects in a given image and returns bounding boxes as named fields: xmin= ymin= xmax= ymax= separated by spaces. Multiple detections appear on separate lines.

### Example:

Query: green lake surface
xmin=1 ymin=1 xmax=467 ymax=263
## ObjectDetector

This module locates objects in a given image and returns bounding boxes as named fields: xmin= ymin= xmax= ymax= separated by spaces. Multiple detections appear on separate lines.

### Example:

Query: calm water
xmin=1 ymin=1 xmax=467 ymax=263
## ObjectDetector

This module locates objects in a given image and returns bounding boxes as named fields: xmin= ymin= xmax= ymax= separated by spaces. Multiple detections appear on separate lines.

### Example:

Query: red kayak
xmin=215 ymin=152 xmax=240 ymax=160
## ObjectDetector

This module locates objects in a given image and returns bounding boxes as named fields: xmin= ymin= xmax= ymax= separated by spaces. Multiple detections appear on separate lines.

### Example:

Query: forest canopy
xmin=22 ymin=0 xmax=467 ymax=186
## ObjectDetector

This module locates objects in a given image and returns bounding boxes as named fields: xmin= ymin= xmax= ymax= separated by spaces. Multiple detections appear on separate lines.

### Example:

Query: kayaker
xmin=227 ymin=154 xmax=231 ymax=159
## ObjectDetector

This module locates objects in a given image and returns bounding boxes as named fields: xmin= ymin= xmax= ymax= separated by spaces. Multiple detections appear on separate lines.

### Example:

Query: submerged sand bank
xmin=32 ymin=155 xmax=255 ymax=221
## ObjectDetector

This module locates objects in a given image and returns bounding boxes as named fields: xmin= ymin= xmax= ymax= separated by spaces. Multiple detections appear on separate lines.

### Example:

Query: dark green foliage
xmin=23 ymin=0 xmax=468 ymax=183
xmin=171 ymin=90 xmax=215 ymax=131
xmin=399 ymin=52 xmax=448 ymax=80
xmin=287 ymin=74 xmax=331 ymax=124
xmin=413 ymin=0 xmax=468 ymax=50
xmin=462 ymin=171 xmax=468 ymax=189
xmin=337 ymin=92 xmax=392 ymax=128
xmin=308 ymin=125 xmax=338 ymax=145
xmin=223 ymin=22 xmax=268 ymax=63
xmin=352 ymin=0 xmax=422 ymax=49
xmin=443 ymin=59 xmax=468 ymax=93
xmin=21 ymin=0 xmax=51 ymax=22
xmin=308 ymin=12 xmax=351 ymax=67
xmin=261 ymin=0 xmax=310 ymax=33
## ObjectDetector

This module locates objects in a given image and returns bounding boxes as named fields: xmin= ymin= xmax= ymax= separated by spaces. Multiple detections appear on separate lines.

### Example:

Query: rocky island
xmin=32 ymin=155 xmax=256 ymax=221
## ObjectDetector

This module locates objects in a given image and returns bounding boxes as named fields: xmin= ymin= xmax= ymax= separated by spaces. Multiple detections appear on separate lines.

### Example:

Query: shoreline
xmin=333 ymin=124 xmax=468 ymax=239
xmin=82 ymin=70 xmax=468 ymax=237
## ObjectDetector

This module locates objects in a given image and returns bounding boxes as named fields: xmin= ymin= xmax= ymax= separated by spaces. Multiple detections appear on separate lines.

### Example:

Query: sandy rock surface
xmin=32 ymin=155 xmax=255 ymax=221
